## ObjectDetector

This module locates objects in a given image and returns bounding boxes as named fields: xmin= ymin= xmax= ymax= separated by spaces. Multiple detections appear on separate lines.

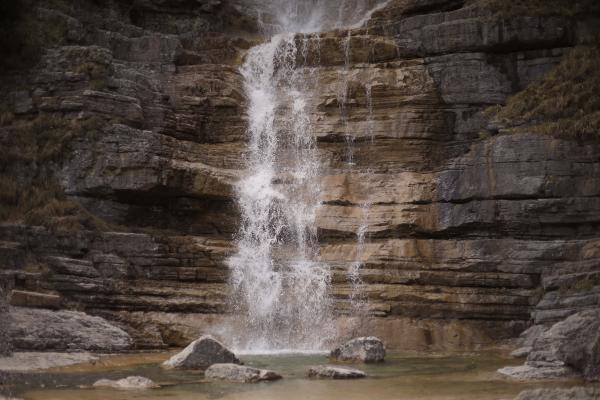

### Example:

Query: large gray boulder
xmin=162 ymin=335 xmax=240 ymax=370
xmin=93 ymin=376 xmax=158 ymax=390
xmin=515 ymin=387 xmax=600 ymax=400
xmin=500 ymin=310 xmax=600 ymax=381
xmin=307 ymin=365 xmax=367 ymax=379
xmin=205 ymin=363 xmax=282 ymax=383
xmin=330 ymin=337 xmax=385 ymax=363
xmin=7 ymin=307 xmax=132 ymax=352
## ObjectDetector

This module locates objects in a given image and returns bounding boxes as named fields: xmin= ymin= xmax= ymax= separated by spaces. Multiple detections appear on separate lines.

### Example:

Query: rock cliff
xmin=0 ymin=0 xmax=599 ymax=352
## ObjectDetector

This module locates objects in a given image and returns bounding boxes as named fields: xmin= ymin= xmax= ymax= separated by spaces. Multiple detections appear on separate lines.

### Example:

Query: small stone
xmin=93 ymin=376 xmax=158 ymax=390
xmin=162 ymin=335 xmax=239 ymax=370
xmin=330 ymin=337 xmax=386 ymax=363
xmin=205 ymin=363 xmax=282 ymax=383
xmin=307 ymin=365 xmax=367 ymax=379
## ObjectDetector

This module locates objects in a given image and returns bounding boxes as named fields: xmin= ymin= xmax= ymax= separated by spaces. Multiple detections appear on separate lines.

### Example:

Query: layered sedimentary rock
xmin=1 ymin=0 xmax=599 ymax=352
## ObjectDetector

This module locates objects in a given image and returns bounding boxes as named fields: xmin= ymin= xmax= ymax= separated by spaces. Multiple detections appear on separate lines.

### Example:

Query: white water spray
xmin=228 ymin=0 xmax=388 ymax=352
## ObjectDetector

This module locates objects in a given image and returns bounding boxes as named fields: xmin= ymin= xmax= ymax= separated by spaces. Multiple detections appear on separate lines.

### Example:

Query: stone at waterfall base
xmin=307 ymin=365 xmax=367 ymax=379
xmin=330 ymin=336 xmax=386 ymax=363
xmin=162 ymin=335 xmax=240 ymax=370
xmin=514 ymin=387 xmax=600 ymax=400
xmin=93 ymin=376 xmax=159 ymax=390
xmin=205 ymin=363 xmax=282 ymax=383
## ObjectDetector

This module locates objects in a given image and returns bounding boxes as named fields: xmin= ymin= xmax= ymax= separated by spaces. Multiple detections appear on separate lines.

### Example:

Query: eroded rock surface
xmin=7 ymin=307 xmax=132 ymax=352
xmin=501 ymin=310 xmax=600 ymax=381
xmin=205 ymin=364 xmax=282 ymax=383
xmin=162 ymin=335 xmax=239 ymax=370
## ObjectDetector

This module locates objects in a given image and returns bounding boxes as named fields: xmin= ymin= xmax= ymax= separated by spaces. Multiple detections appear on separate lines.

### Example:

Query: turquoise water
xmin=1 ymin=352 xmax=589 ymax=400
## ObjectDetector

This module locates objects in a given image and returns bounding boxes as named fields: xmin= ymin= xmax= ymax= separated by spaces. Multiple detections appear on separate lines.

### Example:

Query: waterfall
xmin=228 ymin=0 xmax=388 ymax=353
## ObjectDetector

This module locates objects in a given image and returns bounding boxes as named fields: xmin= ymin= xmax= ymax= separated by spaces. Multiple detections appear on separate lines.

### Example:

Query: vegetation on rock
xmin=473 ymin=0 xmax=600 ymax=17
xmin=0 ymin=113 xmax=109 ymax=231
xmin=486 ymin=46 xmax=600 ymax=137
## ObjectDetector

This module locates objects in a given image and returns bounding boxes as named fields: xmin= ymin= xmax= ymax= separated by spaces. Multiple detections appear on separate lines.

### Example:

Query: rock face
xmin=515 ymin=387 xmax=600 ymax=400
xmin=93 ymin=376 xmax=158 ymax=390
xmin=0 ymin=0 xmax=599 ymax=353
xmin=330 ymin=337 xmax=385 ymax=363
xmin=7 ymin=307 xmax=132 ymax=352
xmin=500 ymin=310 xmax=600 ymax=381
xmin=307 ymin=365 xmax=367 ymax=379
xmin=162 ymin=335 xmax=239 ymax=370
xmin=0 ymin=284 xmax=11 ymax=356
xmin=205 ymin=364 xmax=282 ymax=383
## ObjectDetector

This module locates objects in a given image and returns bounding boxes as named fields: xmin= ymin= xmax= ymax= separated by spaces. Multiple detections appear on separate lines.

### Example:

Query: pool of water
xmin=1 ymin=352 xmax=589 ymax=400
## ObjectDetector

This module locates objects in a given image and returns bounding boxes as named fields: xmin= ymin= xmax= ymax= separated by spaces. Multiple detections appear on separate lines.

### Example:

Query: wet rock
xmin=307 ymin=365 xmax=367 ymax=379
xmin=514 ymin=387 xmax=600 ymax=400
xmin=330 ymin=337 xmax=386 ymax=363
xmin=7 ymin=307 xmax=132 ymax=352
xmin=93 ymin=376 xmax=159 ymax=390
xmin=205 ymin=363 xmax=282 ymax=383
xmin=162 ymin=335 xmax=239 ymax=370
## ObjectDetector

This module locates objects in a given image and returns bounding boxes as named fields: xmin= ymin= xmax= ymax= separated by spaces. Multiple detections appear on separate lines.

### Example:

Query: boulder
xmin=204 ymin=363 xmax=282 ymax=383
xmin=162 ymin=335 xmax=240 ymax=370
xmin=500 ymin=310 xmax=600 ymax=381
xmin=330 ymin=337 xmax=386 ymax=363
xmin=7 ymin=307 xmax=132 ymax=352
xmin=93 ymin=376 xmax=159 ymax=390
xmin=307 ymin=365 xmax=367 ymax=379
xmin=514 ymin=387 xmax=600 ymax=400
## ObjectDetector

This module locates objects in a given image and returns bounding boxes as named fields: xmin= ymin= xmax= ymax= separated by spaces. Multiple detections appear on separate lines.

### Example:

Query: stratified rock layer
xmin=7 ymin=307 xmax=132 ymax=352
xmin=1 ymin=0 xmax=599 ymax=352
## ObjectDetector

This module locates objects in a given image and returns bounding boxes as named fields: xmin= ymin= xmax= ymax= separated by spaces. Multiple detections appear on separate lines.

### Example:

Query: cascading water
xmin=228 ymin=0 xmax=388 ymax=353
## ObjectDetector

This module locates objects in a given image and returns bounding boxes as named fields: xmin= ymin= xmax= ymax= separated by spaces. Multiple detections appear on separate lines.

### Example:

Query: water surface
xmin=2 ymin=352 xmax=589 ymax=400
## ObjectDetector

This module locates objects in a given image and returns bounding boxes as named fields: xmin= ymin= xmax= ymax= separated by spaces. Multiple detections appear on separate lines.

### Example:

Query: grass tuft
xmin=485 ymin=46 xmax=600 ymax=137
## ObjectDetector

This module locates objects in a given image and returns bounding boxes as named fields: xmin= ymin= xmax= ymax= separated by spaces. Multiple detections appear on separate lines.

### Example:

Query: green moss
xmin=486 ymin=46 xmax=600 ymax=137
xmin=472 ymin=0 xmax=600 ymax=17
